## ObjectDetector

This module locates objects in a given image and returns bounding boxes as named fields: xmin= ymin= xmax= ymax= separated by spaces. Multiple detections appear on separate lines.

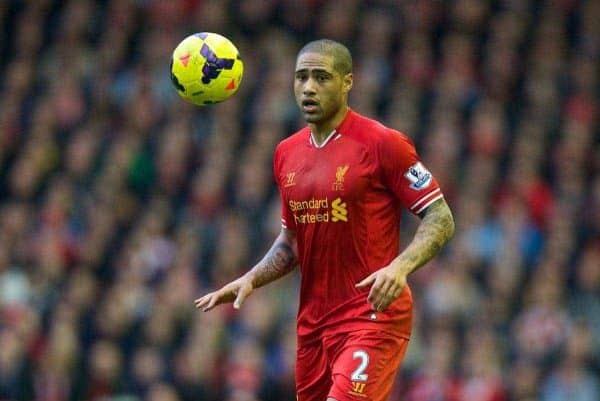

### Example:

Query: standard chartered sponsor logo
xmin=331 ymin=198 xmax=348 ymax=222
xmin=288 ymin=197 xmax=329 ymax=212
xmin=289 ymin=197 xmax=348 ymax=224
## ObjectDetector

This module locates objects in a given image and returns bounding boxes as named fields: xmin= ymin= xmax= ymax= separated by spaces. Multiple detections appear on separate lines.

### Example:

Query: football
xmin=170 ymin=32 xmax=244 ymax=106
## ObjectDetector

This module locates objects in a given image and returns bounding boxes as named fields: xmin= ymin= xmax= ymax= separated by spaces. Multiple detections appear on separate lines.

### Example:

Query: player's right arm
xmin=194 ymin=227 xmax=298 ymax=311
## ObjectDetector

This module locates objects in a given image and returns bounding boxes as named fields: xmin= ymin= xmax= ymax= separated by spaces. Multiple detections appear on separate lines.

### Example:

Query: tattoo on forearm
xmin=400 ymin=199 xmax=455 ymax=273
xmin=251 ymin=241 xmax=297 ymax=288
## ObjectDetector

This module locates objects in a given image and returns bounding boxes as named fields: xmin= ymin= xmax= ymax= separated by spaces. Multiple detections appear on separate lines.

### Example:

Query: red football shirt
xmin=273 ymin=109 xmax=443 ymax=342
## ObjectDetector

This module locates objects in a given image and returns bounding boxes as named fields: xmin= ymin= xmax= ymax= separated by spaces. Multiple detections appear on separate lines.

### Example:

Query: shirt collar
xmin=307 ymin=108 xmax=355 ymax=148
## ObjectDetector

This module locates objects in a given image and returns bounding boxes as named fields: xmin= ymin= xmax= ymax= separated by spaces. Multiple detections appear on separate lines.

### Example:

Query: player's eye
xmin=295 ymin=73 xmax=307 ymax=81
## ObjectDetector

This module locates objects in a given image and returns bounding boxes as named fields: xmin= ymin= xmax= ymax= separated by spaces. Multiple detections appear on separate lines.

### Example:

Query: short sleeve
xmin=378 ymin=130 xmax=444 ymax=215
xmin=273 ymin=145 xmax=296 ymax=230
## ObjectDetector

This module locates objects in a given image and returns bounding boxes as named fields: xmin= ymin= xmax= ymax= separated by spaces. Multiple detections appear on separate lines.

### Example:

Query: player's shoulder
xmin=273 ymin=127 xmax=310 ymax=170
xmin=347 ymin=111 xmax=413 ymax=150
xmin=275 ymin=126 xmax=310 ymax=155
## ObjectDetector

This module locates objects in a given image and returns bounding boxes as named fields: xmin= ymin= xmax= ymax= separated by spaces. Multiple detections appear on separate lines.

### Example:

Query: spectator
xmin=0 ymin=1 xmax=598 ymax=400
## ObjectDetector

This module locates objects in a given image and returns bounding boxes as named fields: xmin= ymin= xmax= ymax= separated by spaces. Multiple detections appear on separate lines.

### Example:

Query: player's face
xmin=294 ymin=52 xmax=352 ymax=126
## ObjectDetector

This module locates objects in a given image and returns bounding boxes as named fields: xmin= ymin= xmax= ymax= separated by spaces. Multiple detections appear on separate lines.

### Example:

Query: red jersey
xmin=273 ymin=109 xmax=443 ymax=342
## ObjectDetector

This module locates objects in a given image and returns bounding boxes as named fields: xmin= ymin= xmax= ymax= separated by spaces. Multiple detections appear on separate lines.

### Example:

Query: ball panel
xmin=170 ymin=32 xmax=244 ymax=106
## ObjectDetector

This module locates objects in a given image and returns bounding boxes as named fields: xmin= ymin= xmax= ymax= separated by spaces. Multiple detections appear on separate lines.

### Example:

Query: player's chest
xmin=279 ymin=141 xmax=371 ymax=201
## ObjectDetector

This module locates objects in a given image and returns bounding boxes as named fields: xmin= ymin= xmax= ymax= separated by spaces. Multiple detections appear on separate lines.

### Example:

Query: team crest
xmin=404 ymin=162 xmax=432 ymax=190
xmin=332 ymin=165 xmax=349 ymax=191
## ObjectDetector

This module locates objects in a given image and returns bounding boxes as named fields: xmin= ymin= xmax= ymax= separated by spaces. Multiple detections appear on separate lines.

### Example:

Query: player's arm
xmin=357 ymin=198 xmax=454 ymax=311
xmin=396 ymin=197 xmax=454 ymax=272
xmin=194 ymin=227 xmax=298 ymax=311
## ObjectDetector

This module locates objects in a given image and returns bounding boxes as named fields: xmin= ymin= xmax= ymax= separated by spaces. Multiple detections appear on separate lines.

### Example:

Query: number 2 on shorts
xmin=351 ymin=350 xmax=369 ymax=381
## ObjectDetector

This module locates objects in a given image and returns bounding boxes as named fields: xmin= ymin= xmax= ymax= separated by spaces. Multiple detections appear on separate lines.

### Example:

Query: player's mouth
xmin=301 ymin=99 xmax=319 ymax=113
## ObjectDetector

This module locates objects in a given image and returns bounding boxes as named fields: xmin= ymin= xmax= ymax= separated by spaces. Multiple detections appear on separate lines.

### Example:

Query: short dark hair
xmin=297 ymin=39 xmax=353 ymax=75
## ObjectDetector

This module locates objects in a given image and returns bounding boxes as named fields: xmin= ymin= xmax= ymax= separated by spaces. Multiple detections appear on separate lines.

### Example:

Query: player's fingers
xmin=371 ymin=278 xmax=393 ymax=307
xmin=377 ymin=283 xmax=406 ymax=311
xmin=355 ymin=273 xmax=376 ymax=288
xmin=233 ymin=285 xmax=251 ymax=309
xmin=375 ymin=290 xmax=394 ymax=311
xmin=384 ymin=280 xmax=401 ymax=300
xmin=380 ymin=285 xmax=399 ymax=310
xmin=367 ymin=274 xmax=389 ymax=304
xmin=203 ymin=293 xmax=224 ymax=312
xmin=194 ymin=294 xmax=211 ymax=308
xmin=366 ymin=277 xmax=380 ymax=303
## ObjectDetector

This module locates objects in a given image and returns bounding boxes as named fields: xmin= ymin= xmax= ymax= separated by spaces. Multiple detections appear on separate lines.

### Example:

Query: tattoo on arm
xmin=248 ymin=235 xmax=298 ymax=288
xmin=396 ymin=198 xmax=455 ymax=274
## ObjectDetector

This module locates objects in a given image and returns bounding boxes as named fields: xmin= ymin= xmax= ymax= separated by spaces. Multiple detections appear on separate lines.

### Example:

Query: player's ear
xmin=343 ymin=73 xmax=353 ymax=93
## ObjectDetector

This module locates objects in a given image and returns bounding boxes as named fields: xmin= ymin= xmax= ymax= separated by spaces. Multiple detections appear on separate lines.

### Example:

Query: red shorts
xmin=296 ymin=330 xmax=409 ymax=401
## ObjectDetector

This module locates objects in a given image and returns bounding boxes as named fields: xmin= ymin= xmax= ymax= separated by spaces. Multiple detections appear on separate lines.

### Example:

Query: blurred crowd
xmin=0 ymin=0 xmax=598 ymax=400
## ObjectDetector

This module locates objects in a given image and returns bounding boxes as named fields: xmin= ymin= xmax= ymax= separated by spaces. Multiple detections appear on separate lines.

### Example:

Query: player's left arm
xmin=356 ymin=197 xmax=454 ymax=311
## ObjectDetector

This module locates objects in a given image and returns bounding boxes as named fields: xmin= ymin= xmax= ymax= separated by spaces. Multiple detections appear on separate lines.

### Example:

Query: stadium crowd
xmin=0 ymin=0 xmax=598 ymax=400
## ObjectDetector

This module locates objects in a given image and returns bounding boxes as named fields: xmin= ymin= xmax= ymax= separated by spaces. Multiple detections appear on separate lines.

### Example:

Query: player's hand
xmin=355 ymin=265 xmax=407 ymax=311
xmin=194 ymin=275 xmax=254 ymax=312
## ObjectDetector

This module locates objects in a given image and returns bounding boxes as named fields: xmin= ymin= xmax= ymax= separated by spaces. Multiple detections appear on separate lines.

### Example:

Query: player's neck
xmin=310 ymin=105 xmax=349 ymax=146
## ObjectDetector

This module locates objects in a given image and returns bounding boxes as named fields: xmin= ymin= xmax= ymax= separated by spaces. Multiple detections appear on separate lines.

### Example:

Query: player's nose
xmin=303 ymin=77 xmax=317 ymax=94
